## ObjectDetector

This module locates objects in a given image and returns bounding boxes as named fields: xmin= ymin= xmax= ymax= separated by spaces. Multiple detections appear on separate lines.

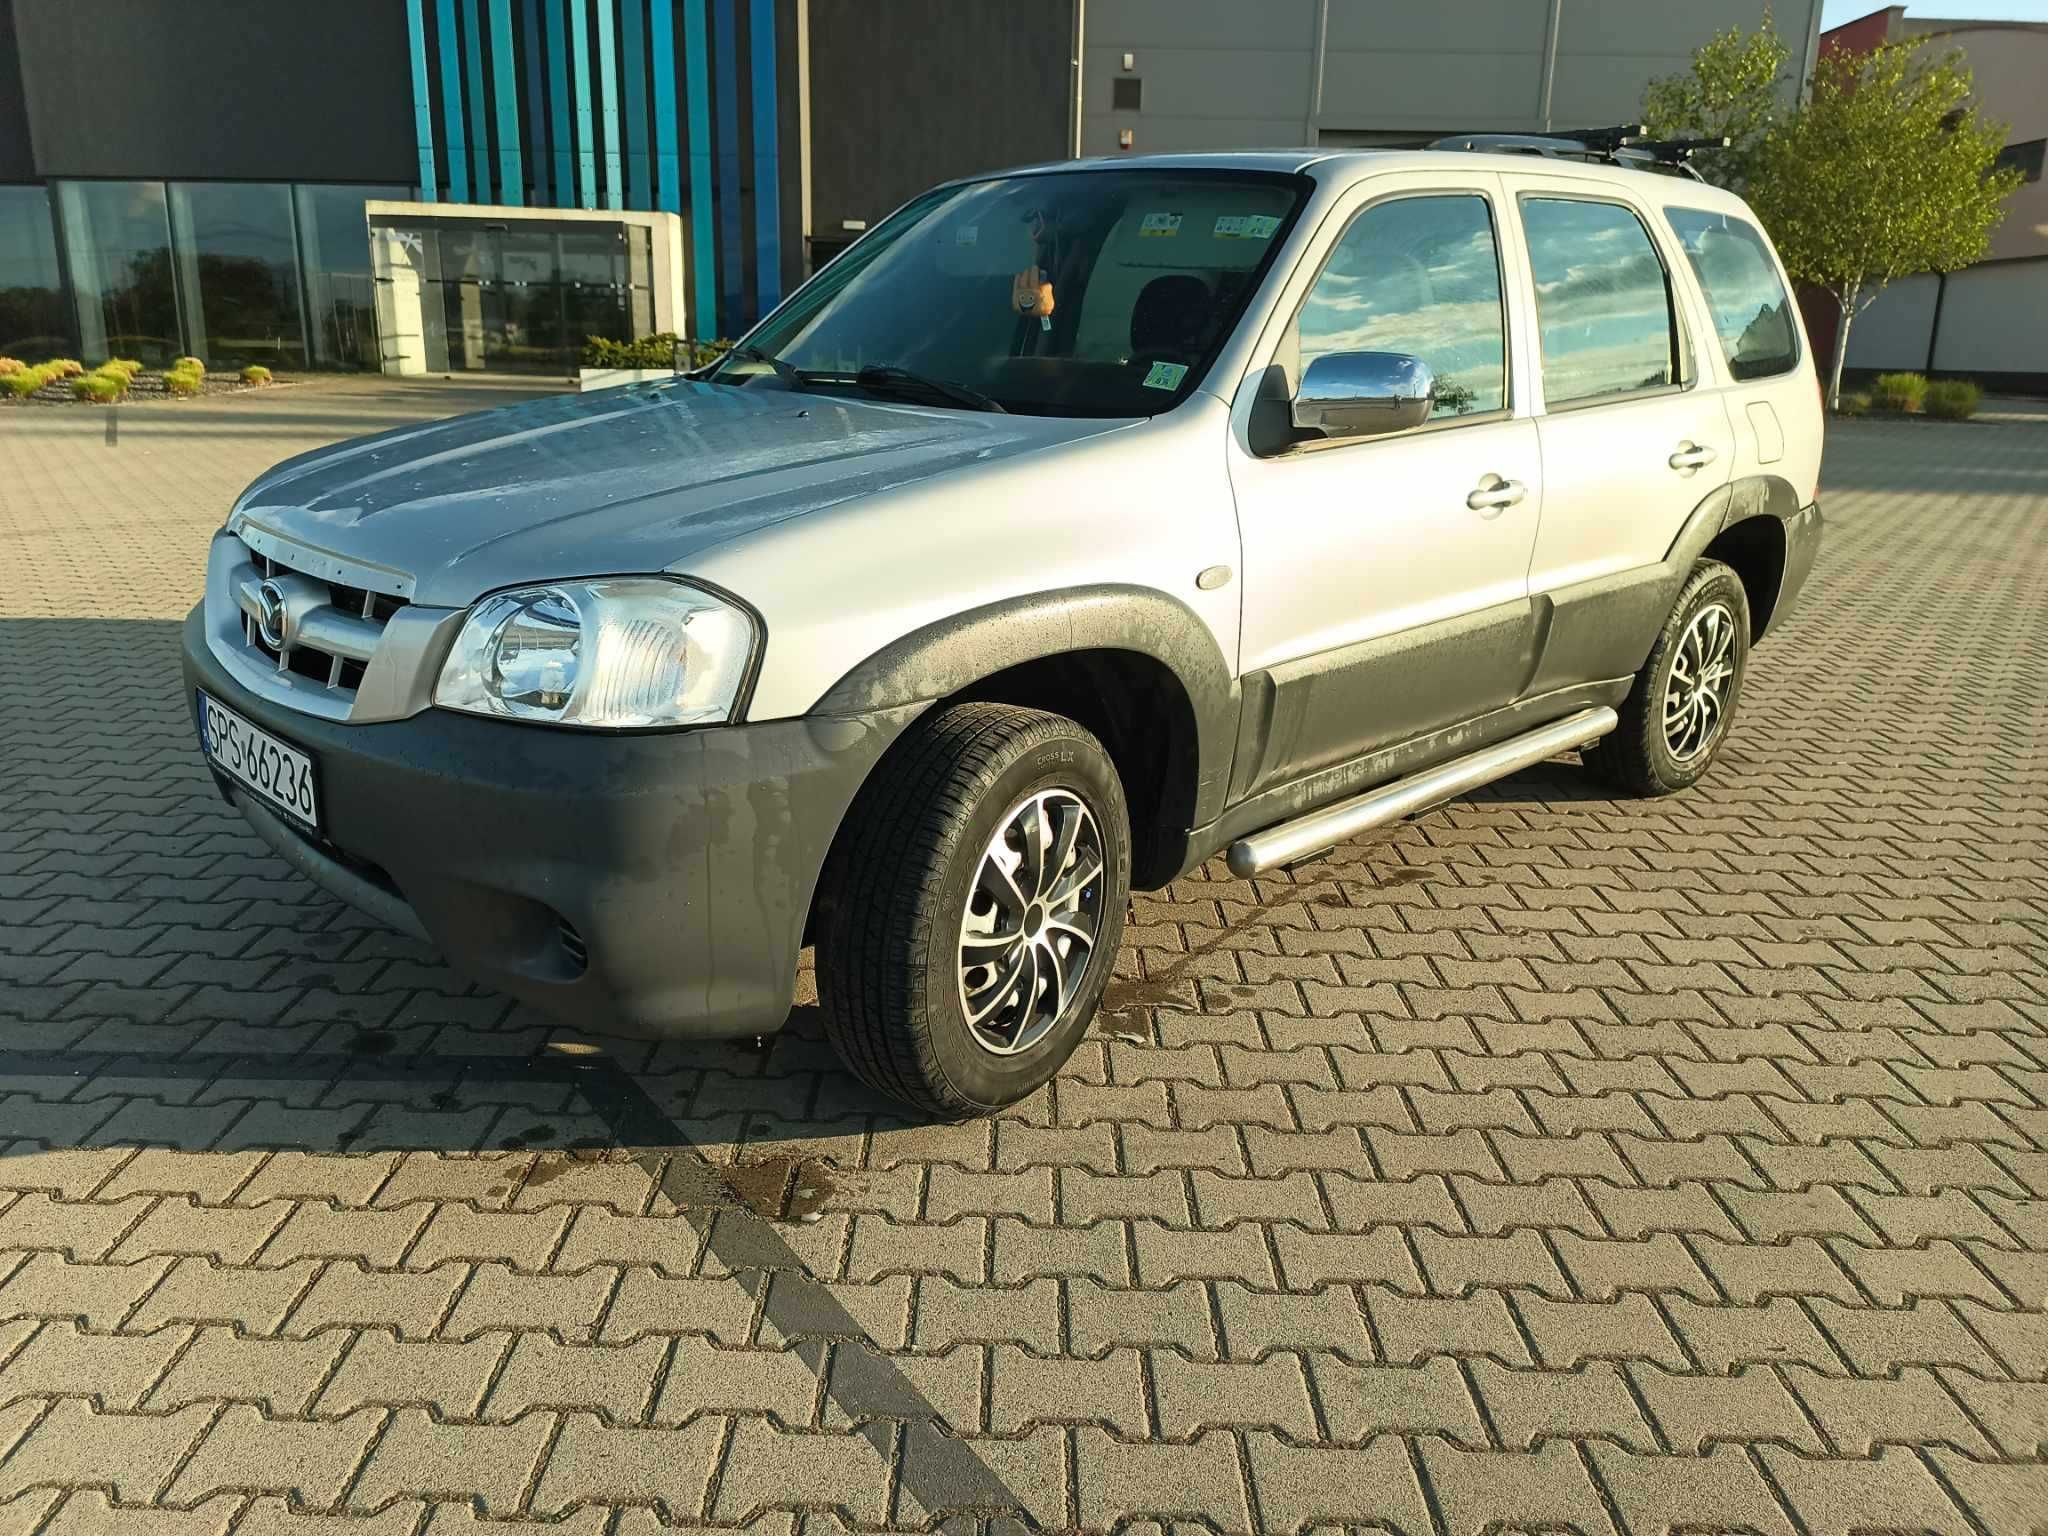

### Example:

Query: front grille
xmin=234 ymin=536 xmax=409 ymax=704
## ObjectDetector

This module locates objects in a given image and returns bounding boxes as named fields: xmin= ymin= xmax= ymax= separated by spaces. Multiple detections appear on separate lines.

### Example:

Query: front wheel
xmin=1587 ymin=558 xmax=1751 ymax=796
xmin=815 ymin=702 xmax=1131 ymax=1117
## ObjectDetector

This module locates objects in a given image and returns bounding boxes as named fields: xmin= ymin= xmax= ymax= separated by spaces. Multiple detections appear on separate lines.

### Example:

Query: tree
xmin=1748 ymin=38 xmax=2021 ymax=409
xmin=1640 ymin=11 xmax=1794 ymax=191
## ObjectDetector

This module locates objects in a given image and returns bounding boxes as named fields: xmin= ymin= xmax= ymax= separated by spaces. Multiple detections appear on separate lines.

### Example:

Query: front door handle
xmin=1466 ymin=474 xmax=1526 ymax=513
xmin=1669 ymin=442 xmax=1717 ymax=471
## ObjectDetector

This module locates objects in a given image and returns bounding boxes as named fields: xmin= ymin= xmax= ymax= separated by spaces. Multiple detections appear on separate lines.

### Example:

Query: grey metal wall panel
xmin=1929 ymin=262 xmax=2048 ymax=376
xmin=1322 ymin=2 xmax=1547 ymax=53
xmin=13 ymin=0 xmax=416 ymax=182
xmin=1086 ymin=0 xmax=1316 ymax=52
xmin=1318 ymin=49 xmax=1543 ymax=133
xmin=1087 ymin=0 xmax=1823 ymax=153
xmin=0 ymin=0 xmax=34 ymax=182
xmin=806 ymin=0 xmax=1070 ymax=234
xmin=1091 ymin=46 xmax=1316 ymax=121
xmin=1083 ymin=113 xmax=1310 ymax=155
xmin=1843 ymin=273 xmax=1939 ymax=372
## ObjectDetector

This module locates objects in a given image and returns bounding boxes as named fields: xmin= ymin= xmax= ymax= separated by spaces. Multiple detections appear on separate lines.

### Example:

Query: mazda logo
xmin=255 ymin=579 xmax=292 ymax=651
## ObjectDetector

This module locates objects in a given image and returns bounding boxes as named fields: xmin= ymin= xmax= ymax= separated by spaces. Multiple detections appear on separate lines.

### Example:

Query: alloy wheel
xmin=956 ymin=788 xmax=1105 ymax=1056
xmin=1664 ymin=601 xmax=1737 ymax=762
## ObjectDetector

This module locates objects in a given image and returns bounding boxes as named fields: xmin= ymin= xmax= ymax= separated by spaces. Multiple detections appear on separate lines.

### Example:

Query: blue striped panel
xmin=569 ymin=0 xmax=596 ymax=208
xmin=651 ymin=0 xmax=681 ymax=215
xmin=620 ymin=0 xmax=649 ymax=209
xmin=463 ymin=0 xmax=492 ymax=198
xmin=545 ymin=0 xmax=573 ymax=205
xmin=748 ymin=0 xmax=779 ymax=311
xmin=522 ymin=0 xmax=550 ymax=204
xmin=436 ymin=0 xmax=469 ymax=200
xmin=596 ymin=0 xmax=622 ymax=209
xmin=405 ymin=0 xmax=439 ymax=199
xmin=682 ymin=0 xmax=717 ymax=335
xmin=712 ymin=0 xmax=741 ymax=325
xmin=489 ymin=0 xmax=523 ymax=204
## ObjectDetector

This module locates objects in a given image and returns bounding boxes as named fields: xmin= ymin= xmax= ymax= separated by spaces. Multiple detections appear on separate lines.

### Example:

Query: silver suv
xmin=184 ymin=145 xmax=1823 ymax=1115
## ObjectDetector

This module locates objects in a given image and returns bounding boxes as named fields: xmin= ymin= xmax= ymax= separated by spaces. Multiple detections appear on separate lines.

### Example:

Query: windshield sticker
xmin=1215 ymin=213 xmax=1280 ymax=239
xmin=1143 ymin=360 xmax=1189 ymax=391
xmin=1138 ymin=212 xmax=1182 ymax=238
xmin=955 ymin=225 xmax=978 ymax=246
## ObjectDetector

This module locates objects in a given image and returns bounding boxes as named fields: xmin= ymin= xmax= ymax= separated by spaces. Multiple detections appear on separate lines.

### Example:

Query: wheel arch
xmin=810 ymin=586 xmax=1238 ymax=891
xmin=1665 ymin=473 xmax=1803 ymax=643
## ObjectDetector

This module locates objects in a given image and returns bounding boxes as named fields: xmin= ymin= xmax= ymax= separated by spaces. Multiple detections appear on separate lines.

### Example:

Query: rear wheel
xmin=815 ymin=702 xmax=1131 ymax=1116
xmin=1588 ymin=558 xmax=1750 ymax=796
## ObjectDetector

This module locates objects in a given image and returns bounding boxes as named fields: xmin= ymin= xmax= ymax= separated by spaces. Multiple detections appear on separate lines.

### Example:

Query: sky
xmin=1819 ymin=0 xmax=2048 ymax=25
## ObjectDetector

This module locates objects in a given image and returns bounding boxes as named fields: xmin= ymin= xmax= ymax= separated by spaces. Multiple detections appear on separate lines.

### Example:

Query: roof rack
xmin=1425 ymin=123 xmax=1730 ymax=181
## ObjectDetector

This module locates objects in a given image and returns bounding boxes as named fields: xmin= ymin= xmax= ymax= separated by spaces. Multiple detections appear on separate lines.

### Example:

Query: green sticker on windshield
xmin=1143 ymin=360 xmax=1188 ymax=391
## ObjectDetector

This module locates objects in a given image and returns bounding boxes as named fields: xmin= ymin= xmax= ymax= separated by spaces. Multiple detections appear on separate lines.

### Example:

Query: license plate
xmin=197 ymin=691 xmax=320 ymax=831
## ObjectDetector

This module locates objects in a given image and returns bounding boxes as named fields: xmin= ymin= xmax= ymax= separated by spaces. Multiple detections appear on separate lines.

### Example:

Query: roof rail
xmin=1426 ymin=123 xmax=1730 ymax=181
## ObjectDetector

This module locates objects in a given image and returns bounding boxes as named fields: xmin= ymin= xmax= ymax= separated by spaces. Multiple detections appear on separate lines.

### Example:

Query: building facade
xmin=1 ymin=0 xmax=1817 ymax=374
xmin=1828 ymin=7 xmax=2048 ymax=393
xmin=1078 ymin=0 xmax=1822 ymax=157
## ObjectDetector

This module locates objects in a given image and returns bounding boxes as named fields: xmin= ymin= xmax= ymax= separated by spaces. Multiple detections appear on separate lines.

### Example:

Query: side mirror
xmin=1291 ymin=351 xmax=1435 ymax=440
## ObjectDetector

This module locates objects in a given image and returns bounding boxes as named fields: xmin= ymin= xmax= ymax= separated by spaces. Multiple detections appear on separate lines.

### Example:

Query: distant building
xmin=0 ymin=0 xmax=1819 ymax=373
xmin=1823 ymin=6 xmax=2048 ymax=393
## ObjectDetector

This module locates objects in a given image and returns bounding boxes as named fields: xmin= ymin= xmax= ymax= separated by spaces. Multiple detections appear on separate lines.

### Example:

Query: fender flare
xmin=813 ymin=584 xmax=1241 ymax=827
xmin=1664 ymin=472 xmax=1803 ymax=569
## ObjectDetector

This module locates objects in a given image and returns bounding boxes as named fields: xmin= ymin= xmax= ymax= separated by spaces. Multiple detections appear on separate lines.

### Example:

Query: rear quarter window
xmin=1664 ymin=207 xmax=1800 ymax=381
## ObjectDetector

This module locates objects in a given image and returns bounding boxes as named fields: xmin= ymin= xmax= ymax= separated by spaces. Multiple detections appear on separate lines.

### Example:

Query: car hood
xmin=231 ymin=380 xmax=1131 ymax=607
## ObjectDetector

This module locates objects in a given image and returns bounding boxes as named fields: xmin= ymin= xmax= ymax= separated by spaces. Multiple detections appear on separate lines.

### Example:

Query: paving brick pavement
xmin=1 ymin=380 xmax=2045 ymax=1533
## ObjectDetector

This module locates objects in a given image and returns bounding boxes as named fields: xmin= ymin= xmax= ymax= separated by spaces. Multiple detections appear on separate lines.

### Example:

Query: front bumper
xmin=183 ymin=605 xmax=912 ymax=1038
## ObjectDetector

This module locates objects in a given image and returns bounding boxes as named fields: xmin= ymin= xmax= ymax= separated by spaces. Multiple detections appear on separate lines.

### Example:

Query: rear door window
xmin=1664 ymin=207 xmax=1800 ymax=380
xmin=1519 ymin=196 xmax=1685 ymax=407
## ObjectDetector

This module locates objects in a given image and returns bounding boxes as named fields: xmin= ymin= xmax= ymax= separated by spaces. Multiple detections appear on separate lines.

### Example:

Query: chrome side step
xmin=1225 ymin=706 xmax=1619 ymax=877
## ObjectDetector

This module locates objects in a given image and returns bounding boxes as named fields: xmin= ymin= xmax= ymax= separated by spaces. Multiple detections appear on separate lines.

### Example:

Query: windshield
xmin=707 ymin=168 xmax=1308 ymax=417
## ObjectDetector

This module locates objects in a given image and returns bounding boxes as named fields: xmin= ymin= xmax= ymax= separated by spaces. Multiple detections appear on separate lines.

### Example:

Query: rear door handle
xmin=1669 ymin=442 xmax=1717 ymax=471
xmin=1466 ymin=474 xmax=1526 ymax=513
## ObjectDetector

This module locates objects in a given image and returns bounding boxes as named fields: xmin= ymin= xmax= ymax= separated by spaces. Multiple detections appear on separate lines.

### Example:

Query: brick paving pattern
xmin=0 ymin=380 xmax=2044 ymax=1533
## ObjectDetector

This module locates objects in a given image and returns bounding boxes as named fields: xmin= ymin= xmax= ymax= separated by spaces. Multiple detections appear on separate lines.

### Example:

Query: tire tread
xmin=816 ymin=702 xmax=1097 ymax=1116
xmin=1586 ymin=557 xmax=1749 ymax=797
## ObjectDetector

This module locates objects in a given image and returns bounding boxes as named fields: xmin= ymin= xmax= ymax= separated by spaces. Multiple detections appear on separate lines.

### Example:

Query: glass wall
xmin=38 ymin=179 xmax=406 ymax=371
xmin=297 ymin=184 xmax=407 ymax=368
xmin=0 ymin=187 xmax=74 ymax=360
xmin=168 ymin=182 xmax=306 ymax=369
xmin=378 ymin=218 xmax=655 ymax=373
xmin=57 ymin=181 xmax=180 ymax=365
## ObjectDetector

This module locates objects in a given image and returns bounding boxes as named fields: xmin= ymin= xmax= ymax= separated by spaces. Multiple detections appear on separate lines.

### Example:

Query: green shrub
xmin=241 ymin=364 xmax=273 ymax=385
xmin=581 ymin=333 xmax=732 ymax=371
xmin=44 ymin=358 xmax=84 ymax=379
xmin=72 ymin=371 xmax=127 ymax=402
xmin=161 ymin=366 xmax=203 ymax=398
xmin=0 ymin=357 xmax=22 ymax=376
xmin=1836 ymin=391 xmax=1873 ymax=417
xmin=1871 ymin=371 xmax=1928 ymax=412
xmin=94 ymin=357 xmax=144 ymax=381
xmin=173 ymin=356 xmax=206 ymax=376
xmin=2 ymin=365 xmax=52 ymax=399
xmin=1923 ymin=378 xmax=1981 ymax=420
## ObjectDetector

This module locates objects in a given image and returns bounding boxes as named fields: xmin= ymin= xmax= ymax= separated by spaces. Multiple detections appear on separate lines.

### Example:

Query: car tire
xmin=815 ymin=702 xmax=1132 ymax=1117
xmin=1587 ymin=558 xmax=1752 ymax=797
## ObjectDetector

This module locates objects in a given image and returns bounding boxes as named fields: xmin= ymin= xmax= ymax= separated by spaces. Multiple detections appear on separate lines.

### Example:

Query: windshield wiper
xmin=852 ymin=365 xmax=1008 ymax=414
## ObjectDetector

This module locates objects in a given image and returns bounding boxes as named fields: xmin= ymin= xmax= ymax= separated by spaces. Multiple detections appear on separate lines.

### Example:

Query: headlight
xmin=434 ymin=577 xmax=756 ymax=728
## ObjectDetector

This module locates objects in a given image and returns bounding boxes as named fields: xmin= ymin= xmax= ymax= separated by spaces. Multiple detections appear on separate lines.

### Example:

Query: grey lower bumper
xmin=183 ymin=606 xmax=915 ymax=1038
